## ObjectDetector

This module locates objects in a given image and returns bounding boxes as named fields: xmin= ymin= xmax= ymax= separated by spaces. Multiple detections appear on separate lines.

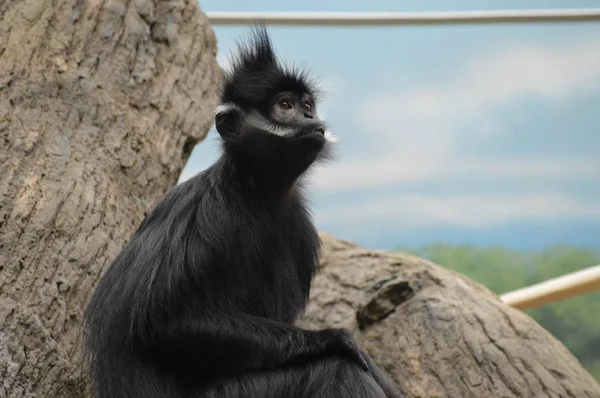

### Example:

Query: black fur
xmin=83 ymin=26 xmax=401 ymax=398
xmin=220 ymin=25 xmax=320 ymax=114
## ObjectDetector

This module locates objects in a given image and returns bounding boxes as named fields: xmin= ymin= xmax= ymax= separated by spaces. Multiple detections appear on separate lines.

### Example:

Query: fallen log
xmin=299 ymin=233 xmax=600 ymax=398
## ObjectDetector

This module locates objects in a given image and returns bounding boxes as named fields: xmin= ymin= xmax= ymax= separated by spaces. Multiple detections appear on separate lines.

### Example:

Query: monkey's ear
xmin=214 ymin=104 xmax=241 ymax=140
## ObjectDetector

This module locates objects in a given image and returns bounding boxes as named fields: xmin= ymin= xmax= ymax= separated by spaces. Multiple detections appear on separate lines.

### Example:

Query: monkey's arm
xmin=146 ymin=311 xmax=367 ymax=377
xmin=361 ymin=351 xmax=403 ymax=398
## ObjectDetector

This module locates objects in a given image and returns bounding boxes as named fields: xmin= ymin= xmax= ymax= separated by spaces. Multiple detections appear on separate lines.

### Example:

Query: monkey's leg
xmin=198 ymin=356 xmax=391 ymax=398
xmin=145 ymin=311 xmax=368 ymax=380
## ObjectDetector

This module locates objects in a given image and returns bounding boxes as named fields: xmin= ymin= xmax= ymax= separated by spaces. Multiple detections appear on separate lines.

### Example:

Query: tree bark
xmin=0 ymin=0 xmax=220 ymax=397
xmin=298 ymin=233 xmax=600 ymax=398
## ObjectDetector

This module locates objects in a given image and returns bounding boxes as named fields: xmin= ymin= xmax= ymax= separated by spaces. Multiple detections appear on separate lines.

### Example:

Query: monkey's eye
xmin=279 ymin=100 xmax=292 ymax=110
xmin=304 ymin=102 xmax=312 ymax=111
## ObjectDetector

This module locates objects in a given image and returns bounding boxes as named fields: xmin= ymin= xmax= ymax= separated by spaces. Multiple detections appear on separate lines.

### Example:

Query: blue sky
xmin=181 ymin=1 xmax=600 ymax=251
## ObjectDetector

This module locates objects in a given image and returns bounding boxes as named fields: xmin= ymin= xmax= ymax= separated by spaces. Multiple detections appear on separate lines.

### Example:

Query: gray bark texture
xmin=0 ymin=0 xmax=220 ymax=397
xmin=297 ymin=233 xmax=600 ymax=398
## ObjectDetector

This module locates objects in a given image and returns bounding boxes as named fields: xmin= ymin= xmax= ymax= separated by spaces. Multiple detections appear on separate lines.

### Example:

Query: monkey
xmin=83 ymin=25 xmax=401 ymax=398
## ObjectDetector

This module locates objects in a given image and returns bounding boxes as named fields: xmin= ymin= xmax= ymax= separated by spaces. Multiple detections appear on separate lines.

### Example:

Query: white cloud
xmin=317 ymin=193 xmax=600 ymax=229
xmin=362 ymin=37 xmax=600 ymax=139
xmin=314 ymin=37 xmax=600 ymax=192
xmin=313 ymin=157 xmax=600 ymax=192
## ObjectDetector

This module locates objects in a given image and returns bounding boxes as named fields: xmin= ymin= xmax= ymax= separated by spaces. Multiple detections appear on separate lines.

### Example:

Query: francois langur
xmin=83 ymin=26 xmax=401 ymax=398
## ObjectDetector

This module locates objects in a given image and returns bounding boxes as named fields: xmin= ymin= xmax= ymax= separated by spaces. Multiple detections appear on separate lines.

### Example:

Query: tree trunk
xmin=0 ymin=0 xmax=220 ymax=396
xmin=298 ymin=233 xmax=600 ymax=398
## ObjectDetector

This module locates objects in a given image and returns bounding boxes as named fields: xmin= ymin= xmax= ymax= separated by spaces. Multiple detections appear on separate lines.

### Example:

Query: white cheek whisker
xmin=324 ymin=130 xmax=338 ymax=143
xmin=246 ymin=111 xmax=296 ymax=137
xmin=215 ymin=103 xmax=241 ymax=115
xmin=218 ymin=106 xmax=336 ymax=141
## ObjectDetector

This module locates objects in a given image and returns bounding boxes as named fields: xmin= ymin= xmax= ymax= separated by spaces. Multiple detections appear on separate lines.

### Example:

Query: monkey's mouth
xmin=295 ymin=127 xmax=325 ymax=139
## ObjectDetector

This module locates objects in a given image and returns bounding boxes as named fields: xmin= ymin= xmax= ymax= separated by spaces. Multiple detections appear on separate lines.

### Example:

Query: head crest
xmin=220 ymin=25 xmax=319 ymax=110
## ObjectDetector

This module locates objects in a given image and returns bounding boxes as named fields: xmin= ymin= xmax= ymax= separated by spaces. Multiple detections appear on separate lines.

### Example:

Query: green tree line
xmin=399 ymin=244 xmax=600 ymax=382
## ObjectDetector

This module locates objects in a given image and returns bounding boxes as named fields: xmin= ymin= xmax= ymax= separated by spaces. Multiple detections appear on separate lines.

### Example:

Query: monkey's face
xmin=270 ymin=91 xmax=319 ymax=129
xmin=267 ymin=91 xmax=335 ymax=141
xmin=215 ymin=89 xmax=336 ymax=152
xmin=214 ymin=92 xmax=336 ymax=175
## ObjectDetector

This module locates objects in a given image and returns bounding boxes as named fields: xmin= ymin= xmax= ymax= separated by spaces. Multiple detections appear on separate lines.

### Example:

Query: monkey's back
xmin=83 ymin=156 xmax=322 ymax=397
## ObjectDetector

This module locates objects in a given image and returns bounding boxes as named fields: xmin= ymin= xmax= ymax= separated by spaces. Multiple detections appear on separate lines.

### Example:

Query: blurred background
xmin=182 ymin=1 xmax=600 ymax=380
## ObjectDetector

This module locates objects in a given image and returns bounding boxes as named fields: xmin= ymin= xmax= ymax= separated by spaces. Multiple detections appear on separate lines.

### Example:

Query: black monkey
xmin=83 ymin=26 xmax=401 ymax=398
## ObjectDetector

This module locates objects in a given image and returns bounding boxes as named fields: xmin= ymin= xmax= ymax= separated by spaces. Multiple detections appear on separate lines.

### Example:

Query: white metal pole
xmin=207 ymin=9 xmax=600 ymax=26
xmin=500 ymin=265 xmax=600 ymax=310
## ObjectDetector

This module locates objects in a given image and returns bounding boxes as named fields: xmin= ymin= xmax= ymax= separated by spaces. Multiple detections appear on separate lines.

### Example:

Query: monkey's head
xmin=215 ymin=26 xmax=336 ymax=175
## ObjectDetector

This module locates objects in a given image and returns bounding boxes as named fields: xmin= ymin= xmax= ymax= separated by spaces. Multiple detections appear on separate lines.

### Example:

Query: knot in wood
xmin=356 ymin=278 xmax=415 ymax=329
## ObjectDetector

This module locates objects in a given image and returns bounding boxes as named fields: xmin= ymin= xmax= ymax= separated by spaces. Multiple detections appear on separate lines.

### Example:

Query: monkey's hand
xmin=322 ymin=328 xmax=370 ymax=372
